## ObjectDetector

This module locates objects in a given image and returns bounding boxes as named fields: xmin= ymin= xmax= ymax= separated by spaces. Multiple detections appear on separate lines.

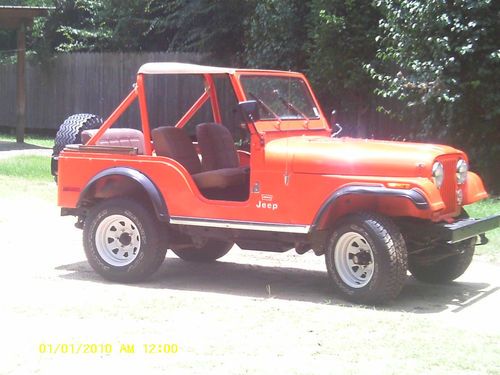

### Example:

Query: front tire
xmin=172 ymin=239 xmax=233 ymax=262
xmin=409 ymin=238 xmax=475 ymax=283
xmin=325 ymin=213 xmax=408 ymax=305
xmin=83 ymin=198 xmax=166 ymax=282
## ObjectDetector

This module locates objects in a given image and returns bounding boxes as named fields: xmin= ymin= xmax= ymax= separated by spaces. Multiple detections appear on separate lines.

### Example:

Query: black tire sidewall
xmin=325 ymin=214 xmax=407 ymax=304
xmin=409 ymin=238 xmax=475 ymax=283
xmin=83 ymin=198 xmax=165 ymax=282
xmin=53 ymin=114 xmax=102 ymax=157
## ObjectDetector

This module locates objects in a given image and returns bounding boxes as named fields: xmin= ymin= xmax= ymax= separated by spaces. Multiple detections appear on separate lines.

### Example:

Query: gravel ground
xmin=1 ymin=192 xmax=499 ymax=375
xmin=1 ymin=146 xmax=499 ymax=374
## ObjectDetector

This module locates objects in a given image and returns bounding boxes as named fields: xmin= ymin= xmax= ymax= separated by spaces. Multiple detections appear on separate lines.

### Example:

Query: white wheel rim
xmin=334 ymin=232 xmax=374 ymax=288
xmin=95 ymin=214 xmax=141 ymax=267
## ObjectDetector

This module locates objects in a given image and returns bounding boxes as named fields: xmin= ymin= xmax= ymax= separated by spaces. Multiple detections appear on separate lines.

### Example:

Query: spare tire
xmin=51 ymin=113 xmax=102 ymax=179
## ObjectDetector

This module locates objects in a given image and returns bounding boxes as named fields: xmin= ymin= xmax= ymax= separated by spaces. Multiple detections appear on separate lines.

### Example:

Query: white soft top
xmin=138 ymin=62 xmax=237 ymax=75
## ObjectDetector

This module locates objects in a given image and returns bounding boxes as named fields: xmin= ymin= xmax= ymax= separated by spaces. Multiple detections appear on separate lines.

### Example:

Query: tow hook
xmin=75 ymin=216 xmax=85 ymax=229
xmin=477 ymin=233 xmax=489 ymax=246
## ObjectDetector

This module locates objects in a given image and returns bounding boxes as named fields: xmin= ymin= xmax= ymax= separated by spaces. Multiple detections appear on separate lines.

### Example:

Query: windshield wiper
xmin=248 ymin=92 xmax=281 ymax=128
xmin=273 ymin=89 xmax=310 ymax=128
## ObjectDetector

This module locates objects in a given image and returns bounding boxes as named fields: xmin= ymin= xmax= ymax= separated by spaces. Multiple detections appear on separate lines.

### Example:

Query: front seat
xmin=196 ymin=123 xmax=249 ymax=180
xmin=151 ymin=126 xmax=246 ymax=190
xmin=151 ymin=126 xmax=202 ymax=175
xmin=196 ymin=122 xmax=241 ymax=171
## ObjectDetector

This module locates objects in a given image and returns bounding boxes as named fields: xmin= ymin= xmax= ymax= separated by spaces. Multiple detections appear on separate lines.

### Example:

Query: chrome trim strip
xmin=170 ymin=216 xmax=310 ymax=234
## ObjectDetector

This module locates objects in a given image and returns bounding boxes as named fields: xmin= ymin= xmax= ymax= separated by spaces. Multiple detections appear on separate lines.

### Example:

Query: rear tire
xmin=325 ymin=212 xmax=408 ymax=305
xmin=172 ymin=239 xmax=233 ymax=262
xmin=52 ymin=113 xmax=103 ymax=156
xmin=51 ymin=114 xmax=102 ymax=179
xmin=83 ymin=198 xmax=166 ymax=283
xmin=409 ymin=238 xmax=475 ymax=283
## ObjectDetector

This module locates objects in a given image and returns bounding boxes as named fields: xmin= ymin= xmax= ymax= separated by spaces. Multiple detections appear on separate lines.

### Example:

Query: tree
xmin=39 ymin=0 xmax=152 ymax=53
xmin=371 ymin=0 xmax=500 ymax=191
xmin=244 ymin=0 xmax=309 ymax=70
xmin=32 ymin=0 xmax=252 ymax=62
xmin=148 ymin=0 xmax=253 ymax=64
xmin=0 ymin=0 xmax=53 ymax=62
xmin=306 ymin=0 xmax=381 ymax=137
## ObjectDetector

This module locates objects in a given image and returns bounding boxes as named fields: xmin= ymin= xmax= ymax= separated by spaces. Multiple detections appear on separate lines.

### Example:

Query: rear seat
xmin=151 ymin=126 xmax=246 ymax=190
xmin=81 ymin=128 xmax=145 ymax=154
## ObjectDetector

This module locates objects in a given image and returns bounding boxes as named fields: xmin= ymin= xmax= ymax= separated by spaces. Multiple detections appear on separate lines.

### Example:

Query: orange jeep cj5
xmin=51 ymin=63 xmax=500 ymax=304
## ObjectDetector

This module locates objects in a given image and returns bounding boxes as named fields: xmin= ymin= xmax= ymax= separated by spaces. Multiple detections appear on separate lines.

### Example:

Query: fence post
xmin=16 ymin=22 xmax=26 ymax=143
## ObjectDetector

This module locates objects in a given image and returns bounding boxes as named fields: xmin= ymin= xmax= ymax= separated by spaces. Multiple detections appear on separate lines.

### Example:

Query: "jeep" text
xmin=256 ymin=201 xmax=278 ymax=210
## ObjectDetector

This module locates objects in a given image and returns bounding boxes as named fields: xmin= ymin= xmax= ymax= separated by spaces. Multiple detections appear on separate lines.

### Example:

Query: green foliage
xmin=307 ymin=0 xmax=381 ymax=136
xmin=40 ymin=0 xmax=116 ymax=53
xmin=0 ymin=0 xmax=51 ymax=5
xmin=27 ymin=0 xmax=252 ymax=62
xmin=0 ymin=0 xmax=52 ymax=62
xmin=244 ymin=0 xmax=308 ymax=70
xmin=148 ymin=0 xmax=253 ymax=63
xmin=371 ymin=0 xmax=500 ymax=191
xmin=2 ymin=0 xmax=498 ymax=190
xmin=101 ymin=0 xmax=154 ymax=51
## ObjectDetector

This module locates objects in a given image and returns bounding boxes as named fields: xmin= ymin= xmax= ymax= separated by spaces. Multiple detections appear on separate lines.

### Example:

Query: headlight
xmin=456 ymin=159 xmax=468 ymax=184
xmin=432 ymin=161 xmax=444 ymax=188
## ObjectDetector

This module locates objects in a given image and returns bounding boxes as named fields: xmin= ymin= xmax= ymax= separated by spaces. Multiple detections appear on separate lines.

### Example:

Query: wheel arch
xmin=78 ymin=167 xmax=169 ymax=222
xmin=311 ymin=185 xmax=429 ymax=232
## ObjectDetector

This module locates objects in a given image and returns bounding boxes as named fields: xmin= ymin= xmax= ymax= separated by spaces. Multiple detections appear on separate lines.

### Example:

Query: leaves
xmin=372 ymin=0 xmax=500 ymax=191
xmin=306 ymin=0 xmax=382 ymax=136
xmin=244 ymin=0 xmax=308 ymax=70
xmin=1 ymin=0 xmax=498 ymax=190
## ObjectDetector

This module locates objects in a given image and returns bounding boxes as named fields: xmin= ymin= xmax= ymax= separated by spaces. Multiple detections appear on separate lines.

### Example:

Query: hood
xmin=265 ymin=136 xmax=463 ymax=177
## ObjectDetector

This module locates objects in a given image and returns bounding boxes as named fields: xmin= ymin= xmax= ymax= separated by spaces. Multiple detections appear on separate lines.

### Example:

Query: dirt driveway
xmin=1 ymin=187 xmax=499 ymax=374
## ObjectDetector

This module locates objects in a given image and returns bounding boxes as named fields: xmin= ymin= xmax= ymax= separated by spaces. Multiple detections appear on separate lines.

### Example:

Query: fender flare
xmin=78 ymin=167 xmax=169 ymax=222
xmin=311 ymin=185 xmax=429 ymax=231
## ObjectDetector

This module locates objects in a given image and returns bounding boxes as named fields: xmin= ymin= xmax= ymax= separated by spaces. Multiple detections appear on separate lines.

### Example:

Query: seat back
xmin=196 ymin=123 xmax=240 ymax=171
xmin=151 ymin=126 xmax=202 ymax=174
xmin=81 ymin=128 xmax=145 ymax=154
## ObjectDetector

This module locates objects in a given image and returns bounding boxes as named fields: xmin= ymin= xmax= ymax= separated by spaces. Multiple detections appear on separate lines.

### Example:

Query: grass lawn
xmin=0 ymin=132 xmax=54 ymax=148
xmin=465 ymin=198 xmax=500 ymax=261
xmin=0 ymin=155 xmax=55 ymax=202
xmin=0 ymin=155 xmax=52 ymax=180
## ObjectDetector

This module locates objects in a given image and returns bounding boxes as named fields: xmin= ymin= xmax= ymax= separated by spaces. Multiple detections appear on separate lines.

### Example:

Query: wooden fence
xmin=0 ymin=52 xmax=210 ymax=131
xmin=0 ymin=51 xmax=408 ymax=141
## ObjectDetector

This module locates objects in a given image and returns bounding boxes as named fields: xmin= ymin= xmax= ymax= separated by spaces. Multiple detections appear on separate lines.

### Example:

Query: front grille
xmin=439 ymin=157 xmax=458 ymax=214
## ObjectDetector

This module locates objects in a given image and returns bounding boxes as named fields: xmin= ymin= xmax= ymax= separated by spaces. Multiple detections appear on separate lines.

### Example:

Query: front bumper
xmin=436 ymin=214 xmax=500 ymax=244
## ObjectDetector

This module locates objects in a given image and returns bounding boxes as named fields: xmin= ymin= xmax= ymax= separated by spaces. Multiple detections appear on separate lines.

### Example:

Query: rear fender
xmin=78 ymin=167 xmax=169 ymax=222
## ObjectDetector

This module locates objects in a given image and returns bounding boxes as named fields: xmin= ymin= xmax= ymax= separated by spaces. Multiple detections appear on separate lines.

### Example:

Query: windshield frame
xmin=235 ymin=71 xmax=329 ymax=132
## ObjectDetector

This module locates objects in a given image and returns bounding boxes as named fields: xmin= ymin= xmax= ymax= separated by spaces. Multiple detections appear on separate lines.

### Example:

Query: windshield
xmin=240 ymin=76 xmax=320 ymax=120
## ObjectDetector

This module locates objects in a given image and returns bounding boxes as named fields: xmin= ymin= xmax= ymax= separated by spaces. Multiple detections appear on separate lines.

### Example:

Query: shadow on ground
xmin=0 ymin=141 xmax=50 ymax=151
xmin=56 ymin=257 xmax=498 ymax=314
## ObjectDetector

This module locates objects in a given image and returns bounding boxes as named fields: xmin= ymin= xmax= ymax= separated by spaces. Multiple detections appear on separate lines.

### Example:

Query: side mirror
xmin=239 ymin=100 xmax=260 ymax=122
xmin=330 ymin=109 xmax=343 ymax=137
xmin=330 ymin=109 xmax=336 ymax=127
